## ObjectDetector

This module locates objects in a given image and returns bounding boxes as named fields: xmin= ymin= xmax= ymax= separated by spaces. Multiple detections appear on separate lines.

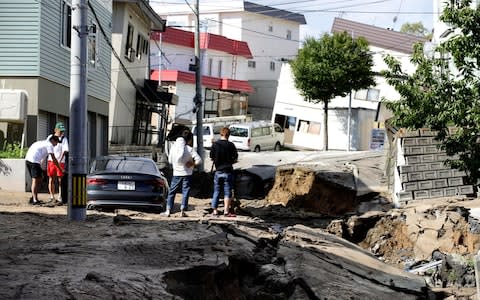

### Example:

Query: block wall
xmin=394 ymin=128 xmax=474 ymax=206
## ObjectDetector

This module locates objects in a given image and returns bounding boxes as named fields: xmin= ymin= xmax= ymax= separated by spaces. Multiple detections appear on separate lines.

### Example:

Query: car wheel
xmin=274 ymin=142 xmax=281 ymax=152
xmin=254 ymin=145 xmax=261 ymax=152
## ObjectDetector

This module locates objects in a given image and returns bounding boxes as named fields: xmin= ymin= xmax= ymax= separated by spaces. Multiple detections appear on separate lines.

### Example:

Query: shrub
xmin=0 ymin=142 xmax=27 ymax=158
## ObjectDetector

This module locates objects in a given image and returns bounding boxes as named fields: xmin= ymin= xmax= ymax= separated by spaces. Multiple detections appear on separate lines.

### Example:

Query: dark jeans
xmin=166 ymin=175 xmax=192 ymax=211
xmin=211 ymin=171 xmax=233 ymax=209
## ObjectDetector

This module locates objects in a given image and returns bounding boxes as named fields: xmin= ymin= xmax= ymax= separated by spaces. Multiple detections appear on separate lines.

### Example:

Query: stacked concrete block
xmin=395 ymin=128 xmax=475 ymax=205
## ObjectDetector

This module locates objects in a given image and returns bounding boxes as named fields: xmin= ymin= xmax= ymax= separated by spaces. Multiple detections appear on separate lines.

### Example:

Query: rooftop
xmin=331 ymin=18 xmax=427 ymax=54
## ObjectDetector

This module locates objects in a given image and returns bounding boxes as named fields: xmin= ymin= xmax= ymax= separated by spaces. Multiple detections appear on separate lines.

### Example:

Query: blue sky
xmin=254 ymin=0 xmax=434 ymax=39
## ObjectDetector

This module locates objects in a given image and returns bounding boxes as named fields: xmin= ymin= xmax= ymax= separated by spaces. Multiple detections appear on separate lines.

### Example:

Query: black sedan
xmin=86 ymin=156 xmax=169 ymax=213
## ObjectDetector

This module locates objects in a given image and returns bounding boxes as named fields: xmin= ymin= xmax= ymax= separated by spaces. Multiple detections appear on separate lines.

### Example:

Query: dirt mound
xmin=265 ymin=166 xmax=357 ymax=216
xmin=359 ymin=199 xmax=480 ymax=266
xmin=360 ymin=215 xmax=415 ymax=266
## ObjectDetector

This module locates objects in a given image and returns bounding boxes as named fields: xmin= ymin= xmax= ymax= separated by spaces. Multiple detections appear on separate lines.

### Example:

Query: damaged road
xmin=0 ymin=206 xmax=428 ymax=299
xmin=1 ymin=150 xmax=478 ymax=299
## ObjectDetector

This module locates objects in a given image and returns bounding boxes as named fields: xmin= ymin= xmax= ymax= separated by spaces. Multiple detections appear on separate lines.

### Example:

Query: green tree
xmin=382 ymin=1 xmax=480 ymax=183
xmin=400 ymin=22 xmax=432 ymax=40
xmin=290 ymin=32 xmax=375 ymax=150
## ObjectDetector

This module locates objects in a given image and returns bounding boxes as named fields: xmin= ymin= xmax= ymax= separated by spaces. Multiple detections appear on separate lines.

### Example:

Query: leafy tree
xmin=290 ymin=32 xmax=375 ymax=150
xmin=382 ymin=1 xmax=480 ymax=183
xmin=400 ymin=22 xmax=432 ymax=40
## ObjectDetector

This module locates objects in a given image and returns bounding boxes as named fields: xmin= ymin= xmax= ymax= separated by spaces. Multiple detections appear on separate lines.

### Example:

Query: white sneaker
xmin=161 ymin=210 xmax=170 ymax=217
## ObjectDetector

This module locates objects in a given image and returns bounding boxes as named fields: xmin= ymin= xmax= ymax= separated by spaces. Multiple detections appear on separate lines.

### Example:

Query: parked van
xmin=228 ymin=121 xmax=284 ymax=152
xmin=191 ymin=123 xmax=223 ymax=148
xmin=191 ymin=115 xmax=253 ymax=148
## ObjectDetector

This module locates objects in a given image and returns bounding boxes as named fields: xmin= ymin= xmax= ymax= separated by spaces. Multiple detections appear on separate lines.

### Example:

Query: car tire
xmin=274 ymin=142 xmax=281 ymax=152
xmin=254 ymin=145 xmax=261 ymax=152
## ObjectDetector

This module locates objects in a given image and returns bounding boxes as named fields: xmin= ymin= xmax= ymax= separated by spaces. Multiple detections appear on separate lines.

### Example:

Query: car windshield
xmin=230 ymin=127 xmax=248 ymax=137
xmin=91 ymin=158 xmax=158 ymax=175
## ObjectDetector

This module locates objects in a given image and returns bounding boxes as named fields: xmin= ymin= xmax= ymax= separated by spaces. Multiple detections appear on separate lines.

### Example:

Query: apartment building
xmin=150 ymin=27 xmax=253 ymax=124
xmin=151 ymin=0 xmax=306 ymax=120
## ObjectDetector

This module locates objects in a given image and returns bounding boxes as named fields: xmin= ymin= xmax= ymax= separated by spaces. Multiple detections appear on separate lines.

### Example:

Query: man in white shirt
xmin=25 ymin=135 xmax=62 ymax=205
xmin=161 ymin=130 xmax=202 ymax=217
xmin=46 ymin=122 xmax=69 ymax=203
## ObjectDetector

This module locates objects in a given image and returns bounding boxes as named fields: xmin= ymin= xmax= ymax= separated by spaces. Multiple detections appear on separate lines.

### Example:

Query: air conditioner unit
xmin=126 ymin=47 xmax=135 ymax=62
xmin=0 ymin=90 xmax=28 ymax=123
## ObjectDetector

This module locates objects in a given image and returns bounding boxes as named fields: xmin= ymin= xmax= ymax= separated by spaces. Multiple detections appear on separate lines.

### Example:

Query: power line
xmin=97 ymin=57 xmax=136 ymax=118
xmin=87 ymin=0 xmax=170 ymax=141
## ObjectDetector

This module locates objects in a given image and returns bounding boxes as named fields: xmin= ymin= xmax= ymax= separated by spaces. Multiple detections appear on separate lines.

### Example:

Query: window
xmin=252 ymin=127 xmax=262 ymax=137
xmin=230 ymin=127 xmax=248 ymax=137
xmin=61 ymin=1 xmax=72 ymax=48
xmin=125 ymin=24 xmax=134 ymax=60
xmin=208 ymin=58 xmax=213 ymax=76
xmin=354 ymin=88 xmax=380 ymax=101
xmin=297 ymin=120 xmax=321 ymax=135
xmin=286 ymin=29 xmax=292 ymax=40
xmin=268 ymin=25 xmax=273 ymax=32
xmin=88 ymin=23 xmax=97 ymax=67
xmin=274 ymin=124 xmax=284 ymax=133
xmin=270 ymin=61 xmax=275 ymax=71
xmin=218 ymin=60 xmax=222 ymax=77
xmin=354 ymin=89 xmax=367 ymax=100
xmin=248 ymin=60 xmax=256 ymax=68
xmin=142 ymin=38 xmax=149 ymax=55
xmin=136 ymin=34 xmax=148 ymax=59
xmin=136 ymin=34 xmax=142 ymax=59
xmin=262 ymin=127 xmax=271 ymax=135
xmin=366 ymin=89 xmax=380 ymax=101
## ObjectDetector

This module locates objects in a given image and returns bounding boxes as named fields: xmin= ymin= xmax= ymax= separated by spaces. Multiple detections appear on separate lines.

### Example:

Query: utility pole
xmin=347 ymin=30 xmax=354 ymax=152
xmin=194 ymin=0 xmax=205 ymax=171
xmin=68 ymin=0 xmax=88 ymax=221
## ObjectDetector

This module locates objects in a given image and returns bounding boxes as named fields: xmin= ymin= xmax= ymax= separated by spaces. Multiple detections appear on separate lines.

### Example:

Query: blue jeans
xmin=211 ymin=171 xmax=234 ymax=209
xmin=166 ymin=175 xmax=192 ymax=211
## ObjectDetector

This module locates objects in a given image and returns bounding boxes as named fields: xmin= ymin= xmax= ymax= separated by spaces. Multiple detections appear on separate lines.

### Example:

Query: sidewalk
xmin=0 ymin=190 xmax=67 ymax=215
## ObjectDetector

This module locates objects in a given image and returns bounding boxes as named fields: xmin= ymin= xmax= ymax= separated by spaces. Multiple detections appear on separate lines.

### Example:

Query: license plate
xmin=117 ymin=181 xmax=135 ymax=190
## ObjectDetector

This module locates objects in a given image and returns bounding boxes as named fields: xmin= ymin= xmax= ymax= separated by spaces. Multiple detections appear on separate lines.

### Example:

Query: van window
xmin=230 ymin=127 xmax=248 ymax=137
xmin=252 ymin=127 xmax=262 ymax=137
xmin=262 ymin=127 xmax=271 ymax=135
xmin=213 ymin=126 xmax=222 ymax=134
xmin=193 ymin=126 xmax=211 ymax=135
xmin=274 ymin=124 xmax=283 ymax=132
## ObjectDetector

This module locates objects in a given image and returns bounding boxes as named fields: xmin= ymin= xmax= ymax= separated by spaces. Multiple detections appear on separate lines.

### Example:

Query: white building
xmin=150 ymin=27 xmax=253 ymax=124
xmin=151 ymin=0 xmax=306 ymax=120
xmin=110 ymin=0 xmax=167 ymax=145
xmin=432 ymin=0 xmax=480 ymax=43
xmin=272 ymin=18 xmax=426 ymax=151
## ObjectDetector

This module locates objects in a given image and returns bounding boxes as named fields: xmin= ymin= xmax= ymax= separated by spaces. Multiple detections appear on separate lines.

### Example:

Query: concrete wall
xmin=0 ymin=159 xmax=26 ymax=192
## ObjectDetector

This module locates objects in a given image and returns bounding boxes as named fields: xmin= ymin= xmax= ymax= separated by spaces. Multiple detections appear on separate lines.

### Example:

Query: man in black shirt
xmin=210 ymin=127 xmax=238 ymax=217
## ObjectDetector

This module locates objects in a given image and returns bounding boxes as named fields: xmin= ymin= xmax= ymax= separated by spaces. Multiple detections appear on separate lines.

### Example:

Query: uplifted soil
xmin=0 ymin=192 xmax=428 ymax=299
xmin=1 ymin=149 xmax=479 ymax=299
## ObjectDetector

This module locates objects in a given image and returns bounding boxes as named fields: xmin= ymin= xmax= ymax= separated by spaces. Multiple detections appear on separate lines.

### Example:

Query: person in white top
xmin=46 ymin=122 xmax=69 ymax=203
xmin=25 ymin=135 xmax=62 ymax=205
xmin=161 ymin=129 xmax=202 ymax=217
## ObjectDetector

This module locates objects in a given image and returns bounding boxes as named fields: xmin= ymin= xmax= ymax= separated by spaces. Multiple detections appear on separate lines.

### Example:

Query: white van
xmin=228 ymin=121 xmax=284 ymax=152
xmin=191 ymin=123 xmax=223 ymax=148
xmin=191 ymin=115 xmax=253 ymax=148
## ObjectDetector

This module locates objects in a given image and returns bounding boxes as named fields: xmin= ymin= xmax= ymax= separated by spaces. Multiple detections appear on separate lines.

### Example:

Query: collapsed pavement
xmin=235 ymin=152 xmax=480 ymax=297
xmin=0 ymin=211 xmax=429 ymax=299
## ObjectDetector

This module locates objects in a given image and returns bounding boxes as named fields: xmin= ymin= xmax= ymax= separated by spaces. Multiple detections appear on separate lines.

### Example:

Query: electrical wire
xmin=97 ymin=57 xmax=135 ymax=118
xmin=87 ymin=0 xmax=170 ymax=131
